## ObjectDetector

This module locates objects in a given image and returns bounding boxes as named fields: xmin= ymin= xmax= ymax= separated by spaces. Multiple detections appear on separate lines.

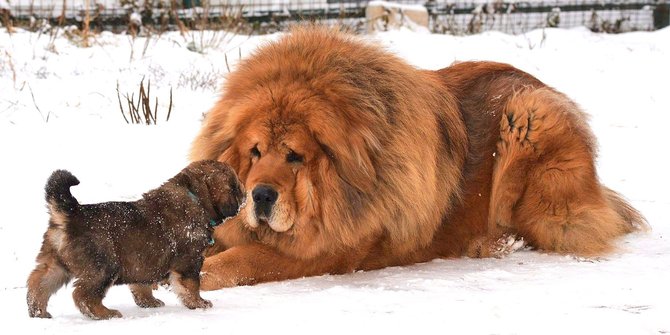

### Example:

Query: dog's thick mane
xmin=192 ymin=27 xmax=469 ymax=257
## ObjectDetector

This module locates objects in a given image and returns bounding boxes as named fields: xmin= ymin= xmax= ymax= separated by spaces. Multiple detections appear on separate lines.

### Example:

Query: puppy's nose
xmin=252 ymin=184 xmax=278 ymax=218
xmin=218 ymin=202 xmax=240 ymax=219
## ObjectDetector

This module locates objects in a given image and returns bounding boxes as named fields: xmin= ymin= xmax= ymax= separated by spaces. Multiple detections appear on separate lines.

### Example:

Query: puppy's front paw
xmin=130 ymin=284 xmax=165 ymax=308
xmin=88 ymin=308 xmax=123 ymax=320
xmin=135 ymin=297 xmax=165 ymax=308
xmin=184 ymin=298 xmax=213 ymax=310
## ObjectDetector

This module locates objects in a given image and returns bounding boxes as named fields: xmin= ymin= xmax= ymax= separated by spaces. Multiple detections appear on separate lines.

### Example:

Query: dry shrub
xmin=117 ymin=78 xmax=173 ymax=125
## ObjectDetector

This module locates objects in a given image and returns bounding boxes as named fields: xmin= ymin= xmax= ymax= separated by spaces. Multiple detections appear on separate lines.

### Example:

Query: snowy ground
xmin=1 ymin=26 xmax=669 ymax=334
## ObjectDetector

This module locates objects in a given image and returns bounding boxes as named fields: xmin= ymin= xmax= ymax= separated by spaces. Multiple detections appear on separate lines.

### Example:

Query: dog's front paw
xmin=130 ymin=284 xmax=165 ymax=308
xmin=135 ymin=297 xmax=165 ymax=308
xmin=88 ymin=308 xmax=123 ymax=320
xmin=199 ymin=270 xmax=236 ymax=291
xmin=184 ymin=298 xmax=213 ymax=310
xmin=199 ymin=258 xmax=240 ymax=290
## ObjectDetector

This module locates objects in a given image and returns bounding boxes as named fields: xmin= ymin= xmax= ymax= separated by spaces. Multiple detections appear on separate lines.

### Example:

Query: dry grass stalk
xmin=224 ymin=53 xmax=231 ymax=73
xmin=1 ymin=8 xmax=14 ymax=34
xmin=2 ymin=50 xmax=17 ymax=87
xmin=28 ymin=83 xmax=50 ymax=122
xmin=117 ymin=78 xmax=173 ymax=125
xmin=170 ymin=0 xmax=188 ymax=37
xmin=82 ymin=0 xmax=91 ymax=47
xmin=58 ymin=0 xmax=67 ymax=26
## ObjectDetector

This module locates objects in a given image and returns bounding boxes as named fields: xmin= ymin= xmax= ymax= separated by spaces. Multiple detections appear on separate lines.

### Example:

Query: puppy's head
xmin=178 ymin=160 xmax=245 ymax=223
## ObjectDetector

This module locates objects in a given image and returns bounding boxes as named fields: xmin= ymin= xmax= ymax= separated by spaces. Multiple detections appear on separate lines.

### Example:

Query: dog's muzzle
xmin=252 ymin=184 xmax=278 ymax=221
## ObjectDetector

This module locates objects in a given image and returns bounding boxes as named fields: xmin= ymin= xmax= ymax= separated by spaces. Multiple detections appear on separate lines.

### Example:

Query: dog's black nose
xmin=252 ymin=184 xmax=278 ymax=218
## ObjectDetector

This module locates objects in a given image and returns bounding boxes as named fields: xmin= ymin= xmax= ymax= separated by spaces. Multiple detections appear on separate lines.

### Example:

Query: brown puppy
xmin=27 ymin=160 xmax=244 ymax=319
xmin=191 ymin=27 xmax=647 ymax=290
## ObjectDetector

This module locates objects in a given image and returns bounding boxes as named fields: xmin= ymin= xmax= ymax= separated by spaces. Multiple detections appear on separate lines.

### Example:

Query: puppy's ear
xmin=177 ymin=167 xmax=218 ymax=217
xmin=218 ymin=147 xmax=242 ymax=178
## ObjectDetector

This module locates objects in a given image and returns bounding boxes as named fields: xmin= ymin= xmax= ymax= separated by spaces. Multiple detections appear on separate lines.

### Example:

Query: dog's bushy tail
xmin=45 ymin=170 xmax=80 ymax=217
xmin=602 ymin=186 xmax=649 ymax=233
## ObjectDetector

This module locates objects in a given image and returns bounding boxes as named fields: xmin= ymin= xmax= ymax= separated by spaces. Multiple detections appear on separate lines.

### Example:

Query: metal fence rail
xmin=2 ymin=0 xmax=669 ymax=34
xmin=426 ymin=1 xmax=667 ymax=34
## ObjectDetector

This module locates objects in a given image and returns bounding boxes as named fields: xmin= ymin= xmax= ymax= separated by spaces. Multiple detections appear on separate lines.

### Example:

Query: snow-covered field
xmin=1 ymin=26 xmax=669 ymax=334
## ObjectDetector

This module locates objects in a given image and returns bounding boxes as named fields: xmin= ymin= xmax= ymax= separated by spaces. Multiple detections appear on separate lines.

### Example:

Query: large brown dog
xmin=191 ymin=27 xmax=646 ymax=290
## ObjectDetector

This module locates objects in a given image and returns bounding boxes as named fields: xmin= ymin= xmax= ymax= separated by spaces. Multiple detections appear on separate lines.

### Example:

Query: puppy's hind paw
xmin=28 ymin=308 xmax=52 ymax=319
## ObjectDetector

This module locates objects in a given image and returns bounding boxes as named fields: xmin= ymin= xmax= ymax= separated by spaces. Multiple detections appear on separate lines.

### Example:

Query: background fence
xmin=2 ymin=0 xmax=669 ymax=34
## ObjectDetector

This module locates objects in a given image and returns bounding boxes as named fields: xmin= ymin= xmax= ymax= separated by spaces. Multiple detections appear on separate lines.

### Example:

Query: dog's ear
xmin=190 ymin=100 xmax=239 ymax=162
xmin=176 ymin=166 xmax=218 ymax=217
xmin=191 ymin=101 xmax=250 ymax=185
xmin=332 ymin=142 xmax=375 ymax=195
xmin=218 ymin=147 xmax=242 ymax=179
xmin=313 ymin=129 xmax=377 ymax=196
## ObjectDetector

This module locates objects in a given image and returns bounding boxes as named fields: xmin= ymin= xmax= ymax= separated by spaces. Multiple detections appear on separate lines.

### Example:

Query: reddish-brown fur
xmin=191 ymin=27 xmax=646 ymax=290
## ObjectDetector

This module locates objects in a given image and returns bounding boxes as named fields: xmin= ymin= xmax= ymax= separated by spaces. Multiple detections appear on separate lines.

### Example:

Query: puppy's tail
xmin=45 ymin=170 xmax=80 ymax=217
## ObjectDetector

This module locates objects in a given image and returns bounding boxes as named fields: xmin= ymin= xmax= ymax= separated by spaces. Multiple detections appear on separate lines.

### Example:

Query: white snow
xmin=1 ymin=26 xmax=669 ymax=334
xmin=129 ymin=12 xmax=142 ymax=27
xmin=368 ymin=0 xmax=426 ymax=11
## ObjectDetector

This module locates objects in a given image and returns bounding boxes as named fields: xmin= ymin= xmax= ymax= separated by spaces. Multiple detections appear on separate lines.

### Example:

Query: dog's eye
xmin=251 ymin=146 xmax=261 ymax=158
xmin=286 ymin=150 xmax=303 ymax=163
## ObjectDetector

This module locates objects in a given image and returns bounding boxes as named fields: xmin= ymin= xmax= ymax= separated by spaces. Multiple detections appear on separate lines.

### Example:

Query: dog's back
xmin=44 ymin=170 xmax=146 ymax=251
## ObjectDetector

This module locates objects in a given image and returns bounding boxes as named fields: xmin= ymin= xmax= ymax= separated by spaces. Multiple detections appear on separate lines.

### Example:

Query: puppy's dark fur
xmin=26 ymin=160 xmax=244 ymax=320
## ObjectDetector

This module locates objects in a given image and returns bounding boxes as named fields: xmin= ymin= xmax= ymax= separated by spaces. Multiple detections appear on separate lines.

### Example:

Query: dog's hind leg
xmin=129 ymin=284 xmax=164 ymax=308
xmin=490 ymin=88 xmax=645 ymax=256
xmin=26 ymin=246 xmax=71 ymax=318
xmin=72 ymin=273 xmax=122 ymax=320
